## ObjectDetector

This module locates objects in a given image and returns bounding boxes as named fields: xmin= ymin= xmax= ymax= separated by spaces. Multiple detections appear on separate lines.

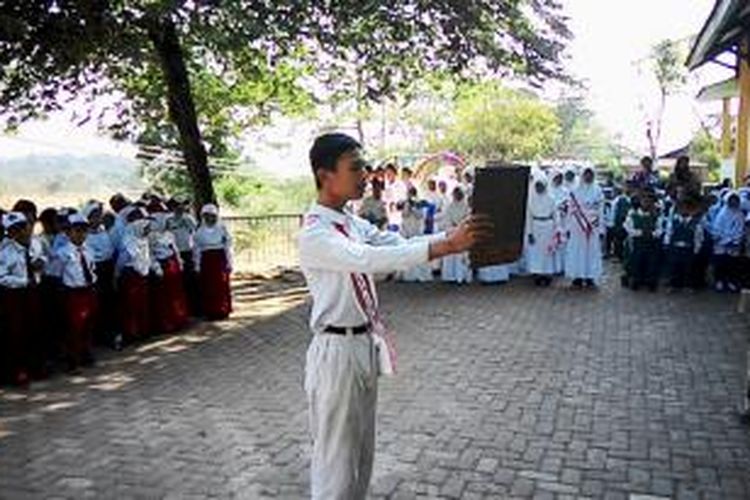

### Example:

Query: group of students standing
xmin=355 ymin=162 xmax=608 ymax=287
xmin=607 ymin=156 xmax=750 ymax=293
xmin=0 ymin=194 xmax=233 ymax=387
xmin=354 ymin=156 xmax=750 ymax=294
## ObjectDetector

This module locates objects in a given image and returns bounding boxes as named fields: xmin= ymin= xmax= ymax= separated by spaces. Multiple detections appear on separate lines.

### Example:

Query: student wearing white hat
xmin=0 ymin=212 xmax=32 ymax=386
xmin=193 ymin=203 xmax=233 ymax=319
xmin=58 ymin=213 xmax=98 ymax=373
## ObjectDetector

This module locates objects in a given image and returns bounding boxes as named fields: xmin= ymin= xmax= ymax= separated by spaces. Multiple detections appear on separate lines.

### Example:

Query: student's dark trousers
xmin=630 ymin=239 xmax=660 ymax=288
xmin=667 ymin=246 xmax=695 ymax=289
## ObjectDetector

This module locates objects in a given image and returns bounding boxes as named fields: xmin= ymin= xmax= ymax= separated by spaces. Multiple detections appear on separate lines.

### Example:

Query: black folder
xmin=470 ymin=164 xmax=530 ymax=267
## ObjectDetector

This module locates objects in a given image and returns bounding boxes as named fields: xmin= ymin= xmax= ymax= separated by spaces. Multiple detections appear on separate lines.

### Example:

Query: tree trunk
xmin=146 ymin=14 xmax=216 ymax=210
xmin=355 ymin=73 xmax=366 ymax=145
xmin=651 ymin=89 xmax=667 ymax=163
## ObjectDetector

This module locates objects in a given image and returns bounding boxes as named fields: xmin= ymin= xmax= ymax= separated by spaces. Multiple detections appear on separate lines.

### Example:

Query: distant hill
xmin=0 ymin=154 xmax=146 ymax=208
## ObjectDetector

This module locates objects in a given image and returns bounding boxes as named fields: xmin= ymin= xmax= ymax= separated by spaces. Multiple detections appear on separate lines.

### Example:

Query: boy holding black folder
xmin=298 ymin=133 xmax=491 ymax=500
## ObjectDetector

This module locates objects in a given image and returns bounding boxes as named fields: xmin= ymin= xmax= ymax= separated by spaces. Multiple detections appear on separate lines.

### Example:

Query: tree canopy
xmin=644 ymin=38 xmax=688 ymax=160
xmin=439 ymin=82 xmax=560 ymax=163
xmin=0 ymin=1 xmax=570 ymax=206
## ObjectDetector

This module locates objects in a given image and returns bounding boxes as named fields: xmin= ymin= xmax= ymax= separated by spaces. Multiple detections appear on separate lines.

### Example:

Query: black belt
xmin=323 ymin=323 xmax=371 ymax=335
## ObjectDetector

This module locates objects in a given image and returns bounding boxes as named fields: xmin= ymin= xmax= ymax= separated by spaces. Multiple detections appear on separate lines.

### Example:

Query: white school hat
xmin=2 ymin=212 xmax=27 ymax=229
xmin=68 ymin=213 xmax=89 ymax=227
xmin=201 ymin=203 xmax=219 ymax=216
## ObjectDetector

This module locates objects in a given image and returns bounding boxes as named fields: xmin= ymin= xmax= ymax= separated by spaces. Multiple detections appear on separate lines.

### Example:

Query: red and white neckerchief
xmin=333 ymin=221 xmax=398 ymax=375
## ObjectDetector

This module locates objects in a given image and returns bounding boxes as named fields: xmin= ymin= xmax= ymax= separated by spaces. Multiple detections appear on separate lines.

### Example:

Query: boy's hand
xmin=437 ymin=215 xmax=493 ymax=258
xmin=449 ymin=215 xmax=493 ymax=252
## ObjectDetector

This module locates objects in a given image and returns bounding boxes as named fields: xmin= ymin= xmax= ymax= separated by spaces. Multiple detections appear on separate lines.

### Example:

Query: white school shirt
xmin=0 ymin=238 xmax=29 ymax=288
xmin=193 ymin=223 xmax=232 ymax=272
xmin=298 ymin=203 xmax=441 ymax=334
xmin=43 ymin=233 xmax=69 ymax=278
xmin=109 ymin=211 xmax=128 ymax=251
xmin=29 ymin=235 xmax=47 ymax=265
xmin=623 ymin=208 xmax=663 ymax=239
xmin=604 ymin=200 xmax=615 ymax=228
xmin=663 ymin=212 xmax=704 ymax=252
xmin=59 ymin=241 xmax=97 ymax=288
xmin=27 ymin=235 xmax=47 ymax=284
xmin=85 ymin=227 xmax=115 ymax=263
xmin=166 ymin=213 xmax=197 ymax=253
xmin=116 ymin=228 xmax=154 ymax=277
xmin=149 ymin=230 xmax=181 ymax=272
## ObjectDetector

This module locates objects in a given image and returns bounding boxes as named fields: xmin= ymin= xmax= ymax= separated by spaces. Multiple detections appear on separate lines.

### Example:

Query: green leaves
xmin=0 ymin=0 xmax=570 ymax=203
xmin=439 ymin=82 xmax=560 ymax=163
xmin=651 ymin=39 xmax=688 ymax=96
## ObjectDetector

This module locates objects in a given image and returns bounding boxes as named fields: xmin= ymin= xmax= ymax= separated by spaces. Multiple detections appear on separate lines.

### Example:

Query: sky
xmin=564 ymin=0 xmax=732 ymax=154
xmin=0 ymin=0 xmax=736 ymax=172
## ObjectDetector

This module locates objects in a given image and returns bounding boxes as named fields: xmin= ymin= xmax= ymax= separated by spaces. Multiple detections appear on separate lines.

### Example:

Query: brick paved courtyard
xmin=1 ymin=268 xmax=750 ymax=499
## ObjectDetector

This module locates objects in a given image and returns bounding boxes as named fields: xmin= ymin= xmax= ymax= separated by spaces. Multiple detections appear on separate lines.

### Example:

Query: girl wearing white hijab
xmin=116 ymin=206 xmax=157 ymax=343
xmin=711 ymin=191 xmax=744 ymax=292
xmin=525 ymin=177 xmax=559 ymax=286
xmin=565 ymin=167 xmax=604 ymax=287
xmin=549 ymin=169 xmax=570 ymax=274
xmin=441 ymin=187 xmax=473 ymax=284
xmin=148 ymin=200 xmax=190 ymax=333
xmin=398 ymin=189 xmax=433 ymax=282
xmin=563 ymin=167 xmax=578 ymax=192
xmin=193 ymin=203 xmax=233 ymax=319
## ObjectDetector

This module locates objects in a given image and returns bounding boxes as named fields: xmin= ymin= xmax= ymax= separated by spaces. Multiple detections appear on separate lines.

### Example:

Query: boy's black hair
xmin=309 ymin=133 xmax=362 ymax=189
xmin=12 ymin=199 xmax=37 ymax=221
xmin=39 ymin=207 xmax=57 ymax=225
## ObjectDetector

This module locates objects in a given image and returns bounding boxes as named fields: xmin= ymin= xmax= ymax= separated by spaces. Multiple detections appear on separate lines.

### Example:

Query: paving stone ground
xmin=1 ymin=266 xmax=750 ymax=499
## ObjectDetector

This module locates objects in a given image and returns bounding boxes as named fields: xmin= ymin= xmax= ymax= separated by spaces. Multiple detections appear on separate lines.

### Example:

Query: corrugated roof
xmin=687 ymin=0 xmax=749 ymax=70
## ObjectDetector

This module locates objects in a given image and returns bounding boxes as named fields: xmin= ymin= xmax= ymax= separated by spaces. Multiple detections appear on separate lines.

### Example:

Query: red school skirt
xmin=93 ymin=259 xmax=116 ymax=341
xmin=0 ymin=287 xmax=32 ymax=383
xmin=198 ymin=249 xmax=232 ymax=320
xmin=118 ymin=269 xmax=150 ymax=342
xmin=63 ymin=287 xmax=97 ymax=364
xmin=150 ymin=255 xmax=190 ymax=334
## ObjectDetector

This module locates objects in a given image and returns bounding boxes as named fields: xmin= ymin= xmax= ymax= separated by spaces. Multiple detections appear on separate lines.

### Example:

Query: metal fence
xmin=223 ymin=214 xmax=303 ymax=273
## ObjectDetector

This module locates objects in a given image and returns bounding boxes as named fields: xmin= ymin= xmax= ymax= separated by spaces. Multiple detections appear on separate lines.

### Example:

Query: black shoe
xmin=738 ymin=410 xmax=750 ymax=426
xmin=572 ymin=278 xmax=583 ymax=288
xmin=113 ymin=334 xmax=123 ymax=351
xmin=584 ymin=279 xmax=595 ymax=288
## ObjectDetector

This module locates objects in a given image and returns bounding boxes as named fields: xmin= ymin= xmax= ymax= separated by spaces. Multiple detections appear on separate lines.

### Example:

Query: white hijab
xmin=563 ymin=167 xmax=579 ymax=191
xmin=528 ymin=179 xmax=556 ymax=217
xmin=713 ymin=192 xmax=744 ymax=243
xmin=573 ymin=167 xmax=603 ymax=204
xmin=547 ymin=170 xmax=567 ymax=203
